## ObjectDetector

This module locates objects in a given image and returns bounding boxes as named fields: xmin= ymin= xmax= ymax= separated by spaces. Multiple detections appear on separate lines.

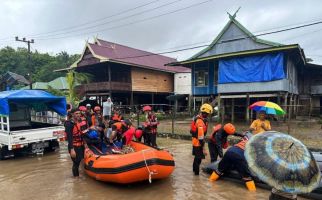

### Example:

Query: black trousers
xmin=217 ymin=148 xmax=251 ymax=178
xmin=150 ymin=133 xmax=157 ymax=147
xmin=192 ymin=146 xmax=205 ymax=175
xmin=143 ymin=131 xmax=150 ymax=145
xmin=208 ymin=141 xmax=219 ymax=162
xmin=71 ymin=146 xmax=85 ymax=177
xmin=144 ymin=132 xmax=157 ymax=147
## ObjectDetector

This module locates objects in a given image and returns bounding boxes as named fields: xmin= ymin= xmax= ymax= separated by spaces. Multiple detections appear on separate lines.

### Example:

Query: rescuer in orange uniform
xmin=209 ymin=133 xmax=256 ymax=191
xmin=66 ymin=108 xmax=89 ymax=177
xmin=191 ymin=103 xmax=213 ymax=175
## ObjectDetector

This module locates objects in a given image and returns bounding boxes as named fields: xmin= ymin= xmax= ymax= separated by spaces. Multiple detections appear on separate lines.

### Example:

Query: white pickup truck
xmin=0 ymin=90 xmax=67 ymax=159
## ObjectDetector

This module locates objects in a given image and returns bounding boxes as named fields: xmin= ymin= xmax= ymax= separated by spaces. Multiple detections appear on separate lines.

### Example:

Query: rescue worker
xmin=108 ymin=119 xmax=132 ymax=149
xmin=134 ymin=126 xmax=144 ymax=142
xmin=144 ymin=108 xmax=159 ymax=147
xmin=249 ymin=111 xmax=271 ymax=134
xmin=78 ymin=106 xmax=87 ymax=120
xmin=191 ymin=103 xmax=213 ymax=175
xmin=65 ymin=108 xmax=89 ymax=177
xmin=111 ymin=109 xmax=123 ymax=122
xmin=208 ymin=123 xmax=244 ymax=162
xmin=209 ymin=133 xmax=256 ymax=191
xmin=91 ymin=106 xmax=103 ymax=127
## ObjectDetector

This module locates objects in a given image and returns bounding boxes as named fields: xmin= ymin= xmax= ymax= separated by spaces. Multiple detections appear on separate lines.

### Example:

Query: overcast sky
xmin=1 ymin=0 xmax=322 ymax=63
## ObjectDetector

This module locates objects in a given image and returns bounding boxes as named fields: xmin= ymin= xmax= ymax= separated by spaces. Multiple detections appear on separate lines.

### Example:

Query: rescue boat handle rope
xmin=141 ymin=149 xmax=157 ymax=183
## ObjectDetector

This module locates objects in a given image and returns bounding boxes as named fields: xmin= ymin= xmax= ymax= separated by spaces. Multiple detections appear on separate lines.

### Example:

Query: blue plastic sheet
xmin=219 ymin=53 xmax=285 ymax=83
xmin=0 ymin=90 xmax=67 ymax=116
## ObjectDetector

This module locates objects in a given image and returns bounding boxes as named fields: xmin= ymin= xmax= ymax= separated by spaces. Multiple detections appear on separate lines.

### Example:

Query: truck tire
xmin=0 ymin=146 xmax=8 ymax=160
xmin=45 ymin=140 xmax=59 ymax=152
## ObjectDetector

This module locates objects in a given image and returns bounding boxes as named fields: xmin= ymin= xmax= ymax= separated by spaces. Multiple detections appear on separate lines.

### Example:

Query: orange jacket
xmin=112 ymin=113 xmax=123 ymax=122
xmin=234 ymin=140 xmax=247 ymax=150
xmin=192 ymin=118 xmax=208 ymax=147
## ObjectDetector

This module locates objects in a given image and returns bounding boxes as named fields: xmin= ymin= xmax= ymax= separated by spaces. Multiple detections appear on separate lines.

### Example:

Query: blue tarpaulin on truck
xmin=218 ymin=52 xmax=285 ymax=83
xmin=0 ymin=90 xmax=67 ymax=116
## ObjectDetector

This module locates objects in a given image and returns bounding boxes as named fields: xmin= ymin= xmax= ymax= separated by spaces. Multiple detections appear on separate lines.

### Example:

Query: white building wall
xmin=174 ymin=72 xmax=191 ymax=94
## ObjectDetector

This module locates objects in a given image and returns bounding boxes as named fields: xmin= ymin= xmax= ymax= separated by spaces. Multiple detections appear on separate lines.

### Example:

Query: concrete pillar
xmin=231 ymin=98 xmax=235 ymax=123
xmin=221 ymin=98 xmax=225 ymax=124
xmin=246 ymin=93 xmax=250 ymax=123
xmin=284 ymin=93 xmax=289 ymax=122
xmin=188 ymin=95 xmax=192 ymax=115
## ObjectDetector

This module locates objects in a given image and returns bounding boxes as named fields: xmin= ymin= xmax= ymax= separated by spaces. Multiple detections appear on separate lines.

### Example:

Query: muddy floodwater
xmin=0 ymin=138 xmax=309 ymax=200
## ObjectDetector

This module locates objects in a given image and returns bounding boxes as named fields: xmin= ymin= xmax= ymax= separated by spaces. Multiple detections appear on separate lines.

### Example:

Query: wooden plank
xmin=131 ymin=67 xmax=174 ymax=93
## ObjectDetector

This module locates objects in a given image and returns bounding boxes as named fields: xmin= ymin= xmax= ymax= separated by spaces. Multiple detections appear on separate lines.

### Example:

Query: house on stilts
xmin=168 ymin=12 xmax=322 ymax=122
xmin=57 ymin=38 xmax=191 ymax=110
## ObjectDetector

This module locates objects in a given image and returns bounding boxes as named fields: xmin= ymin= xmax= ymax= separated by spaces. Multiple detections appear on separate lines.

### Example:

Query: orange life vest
xmin=112 ymin=114 xmax=122 ymax=122
xmin=113 ymin=122 xmax=124 ymax=132
xmin=72 ymin=121 xmax=87 ymax=147
xmin=190 ymin=115 xmax=208 ymax=138
xmin=210 ymin=124 xmax=222 ymax=142
xmin=192 ymin=117 xmax=208 ymax=147
xmin=234 ymin=140 xmax=247 ymax=150
xmin=209 ymin=124 xmax=229 ymax=149
xmin=146 ymin=114 xmax=158 ymax=134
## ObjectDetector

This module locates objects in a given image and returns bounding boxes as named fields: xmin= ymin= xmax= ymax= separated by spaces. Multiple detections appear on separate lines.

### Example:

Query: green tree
xmin=0 ymin=46 xmax=80 ymax=90
xmin=66 ymin=70 xmax=91 ymax=104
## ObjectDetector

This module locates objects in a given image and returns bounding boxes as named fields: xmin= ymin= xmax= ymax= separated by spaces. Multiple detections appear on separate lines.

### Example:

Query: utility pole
xmin=15 ymin=36 xmax=34 ymax=89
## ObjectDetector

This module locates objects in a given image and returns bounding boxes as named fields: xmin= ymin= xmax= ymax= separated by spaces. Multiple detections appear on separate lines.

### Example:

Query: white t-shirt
xmin=103 ymin=101 xmax=113 ymax=116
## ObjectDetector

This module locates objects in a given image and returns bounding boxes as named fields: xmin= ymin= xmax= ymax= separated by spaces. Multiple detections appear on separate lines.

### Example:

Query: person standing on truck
xmin=191 ymin=103 xmax=213 ymax=175
xmin=65 ymin=108 xmax=88 ymax=177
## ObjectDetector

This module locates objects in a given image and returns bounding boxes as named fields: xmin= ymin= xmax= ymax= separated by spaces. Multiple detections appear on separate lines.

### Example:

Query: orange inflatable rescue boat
xmin=84 ymin=141 xmax=175 ymax=184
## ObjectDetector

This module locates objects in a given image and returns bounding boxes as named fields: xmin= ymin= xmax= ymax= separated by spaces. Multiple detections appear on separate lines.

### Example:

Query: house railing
xmin=76 ymin=81 xmax=131 ymax=93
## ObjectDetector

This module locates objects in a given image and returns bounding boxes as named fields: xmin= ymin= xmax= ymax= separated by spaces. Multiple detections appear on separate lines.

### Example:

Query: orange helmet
xmin=143 ymin=105 xmax=152 ymax=112
xmin=94 ymin=106 xmax=101 ymax=111
xmin=223 ymin=123 xmax=235 ymax=135
xmin=78 ymin=106 xmax=86 ymax=112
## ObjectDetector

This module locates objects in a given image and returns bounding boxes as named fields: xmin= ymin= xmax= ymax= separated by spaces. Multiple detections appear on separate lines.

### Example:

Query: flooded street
xmin=0 ymin=138 xmax=308 ymax=200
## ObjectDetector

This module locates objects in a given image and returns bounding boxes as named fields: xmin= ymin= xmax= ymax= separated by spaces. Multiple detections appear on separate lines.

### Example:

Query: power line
xmin=282 ymin=27 xmax=322 ymax=42
xmin=32 ymin=0 xmax=186 ymax=39
xmin=110 ymin=20 xmax=322 ymax=60
xmin=0 ymin=0 xmax=164 ymax=41
xmin=36 ymin=0 xmax=214 ymax=40
xmin=15 ymin=37 xmax=34 ymax=89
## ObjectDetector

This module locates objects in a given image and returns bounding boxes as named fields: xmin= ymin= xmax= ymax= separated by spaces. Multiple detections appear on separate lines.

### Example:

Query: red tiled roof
xmin=86 ymin=39 xmax=190 ymax=73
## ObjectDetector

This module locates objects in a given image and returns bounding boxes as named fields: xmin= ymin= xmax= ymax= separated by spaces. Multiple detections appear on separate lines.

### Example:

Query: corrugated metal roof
xmin=189 ymin=14 xmax=283 ymax=60
xmin=21 ymin=77 xmax=68 ymax=90
xmin=48 ymin=77 xmax=68 ymax=90
xmin=1 ymin=71 xmax=30 ymax=85
xmin=84 ymin=38 xmax=190 ymax=73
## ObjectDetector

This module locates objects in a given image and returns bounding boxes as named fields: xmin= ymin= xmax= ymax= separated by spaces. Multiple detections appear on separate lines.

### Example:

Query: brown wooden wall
xmin=131 ymin=67 xmax=174 ymax=93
